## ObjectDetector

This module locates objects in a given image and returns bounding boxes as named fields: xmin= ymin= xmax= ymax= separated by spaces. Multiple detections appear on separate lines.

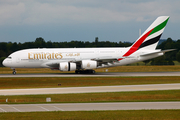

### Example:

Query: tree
xmin=143 ymin=60 xmax=151 ymax=65
xmin=176 ymin=50 xmax=180 ymax=63
xmin=35 ymin=37 xmax=45 ymax=43
xmin=0 ymin=50 xmax=6 ymax=58
xmin=34 ymin=37 xmax=46 ymax=48
xmin=0 ymin=42 xmax=8 ymax=53
xmin=10 ymin=42 xmax=19 ymax=52
xmin=95 ymin=37 xmax=99 ymax=44
xmin=157 ymin=38 xmax=177 ymax=61
xmin=46 ymin=40 xmax=53 ymax=48
xmin=151 ymin=56 xmax=174 ymax=65
xmin=0 ymin=57 xmax=6 ymax=67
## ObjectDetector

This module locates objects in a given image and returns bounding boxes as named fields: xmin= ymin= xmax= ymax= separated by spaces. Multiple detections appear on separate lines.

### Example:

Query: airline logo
xmin=28 ymin=52 xmax=81 ymax=59
xmin=87 ymin=63 xmax=91 ymax=68
xmin=28 ymin=52 xmax=63 ymax=59
xmin=118 ymin=17 xmax=169 ymax=61
xmin=65 ymin=65 xmax=68 ymax=70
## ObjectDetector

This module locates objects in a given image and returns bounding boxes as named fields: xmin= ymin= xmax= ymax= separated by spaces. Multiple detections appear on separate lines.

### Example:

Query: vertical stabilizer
xmin=123 ymin=16 xmax=169 ymax=57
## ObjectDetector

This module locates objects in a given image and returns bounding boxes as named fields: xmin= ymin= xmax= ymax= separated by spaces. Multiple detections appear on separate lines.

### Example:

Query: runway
xmin=1 ymin=71 xmax=180 ymax=77
xmin=0 ymin=83 xmax=180 ymax=95
xmin=0 ymin=102 xmax=180 ymax=112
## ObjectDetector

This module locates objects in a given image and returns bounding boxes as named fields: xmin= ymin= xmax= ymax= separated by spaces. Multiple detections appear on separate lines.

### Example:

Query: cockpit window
xmin=7 ymin=57 xmax=12 ymax=59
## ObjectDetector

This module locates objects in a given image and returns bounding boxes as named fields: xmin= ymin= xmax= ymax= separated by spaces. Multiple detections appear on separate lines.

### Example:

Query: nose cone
xmin=2 ymin=59 xmax=8 ymax=67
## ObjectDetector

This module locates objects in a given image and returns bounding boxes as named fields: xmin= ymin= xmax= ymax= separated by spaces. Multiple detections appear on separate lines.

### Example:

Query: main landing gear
xmin=12 ymin=69 xmax=16 ymax=75
xmin=75 ymin=70 xmax=95 ymax=74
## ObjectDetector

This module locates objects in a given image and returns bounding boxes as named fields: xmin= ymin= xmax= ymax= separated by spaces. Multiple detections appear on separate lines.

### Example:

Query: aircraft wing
xmin=73 ymin=57 xmax=119 ymax=66
xmin=45 ymin=56 xmax=120 ymax=69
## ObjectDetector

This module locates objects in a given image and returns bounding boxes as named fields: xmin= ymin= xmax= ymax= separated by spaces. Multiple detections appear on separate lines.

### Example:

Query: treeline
xmin=0 ymin=37 xmax=180 ymax=66
xmin=142 ymin=38 xmax=180 ymax=65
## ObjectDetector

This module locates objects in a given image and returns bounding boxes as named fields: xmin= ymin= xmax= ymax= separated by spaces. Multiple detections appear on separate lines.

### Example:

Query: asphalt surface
xmin=0 ymin=102 xmax=180 ymax=112
xmin=0 ymin=83 xmax=180 ymax=95
xmin=1 ymin=71 xmax=180 ymax=77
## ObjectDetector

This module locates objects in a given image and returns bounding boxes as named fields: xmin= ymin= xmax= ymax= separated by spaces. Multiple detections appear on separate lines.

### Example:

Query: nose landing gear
xmin=12 ymin=69 xmax=16 ymax=75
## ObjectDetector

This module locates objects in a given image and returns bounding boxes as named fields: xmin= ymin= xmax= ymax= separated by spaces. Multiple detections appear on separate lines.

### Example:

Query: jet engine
xmin=59 ymin=62 xmax=76 ymax=71
xmin=81 ymin=60 xmax=97 ymax=69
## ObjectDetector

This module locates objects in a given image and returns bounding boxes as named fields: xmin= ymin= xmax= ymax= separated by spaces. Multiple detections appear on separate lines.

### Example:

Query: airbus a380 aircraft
xmin=3 ymin=16 xmax=175 ymax=74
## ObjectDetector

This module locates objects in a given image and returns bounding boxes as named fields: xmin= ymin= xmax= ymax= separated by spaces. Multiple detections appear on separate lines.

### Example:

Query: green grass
xmin=0 ymin=110 xmax=180 ymax=120
xmin=1 ymin=90 xmax=180 ymax=104
xmin=0 ymin=76 xmax=180 ymax=89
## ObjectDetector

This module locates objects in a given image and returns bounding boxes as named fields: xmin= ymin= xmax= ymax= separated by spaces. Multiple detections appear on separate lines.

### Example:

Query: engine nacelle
xmin=81 ymin=60 xmax=97 ymax=69
xmin=59 ymin=62 xmax=76 ymax=71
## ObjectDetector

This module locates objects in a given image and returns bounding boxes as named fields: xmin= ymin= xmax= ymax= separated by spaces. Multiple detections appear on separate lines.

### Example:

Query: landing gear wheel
xmin=92 ymin=70 xmax=95 ymax=74
xmin=12 ymin=69 xmax=16 ymax=75
xmin=75 ymin=70 xmax=79 ymax=74
xmin=12 ymin=71 xmax=16 ymax=75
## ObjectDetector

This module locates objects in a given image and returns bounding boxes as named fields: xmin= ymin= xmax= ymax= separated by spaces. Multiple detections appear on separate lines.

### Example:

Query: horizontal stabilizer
xmin=140 ymin=49 xmax=176 ymax=57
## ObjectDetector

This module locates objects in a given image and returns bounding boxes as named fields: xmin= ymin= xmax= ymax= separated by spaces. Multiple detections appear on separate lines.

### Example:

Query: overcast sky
xmin=0 ymin=0 xmax=180 ymax=43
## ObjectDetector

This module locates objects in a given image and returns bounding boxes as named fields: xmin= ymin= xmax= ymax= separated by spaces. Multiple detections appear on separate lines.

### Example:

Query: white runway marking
xmin=38 ymin=106 xmax=50 ymax=111
xmin=53 ymin=106 xmax=64 ymax=111
xmin=0 ymin=107 xmax=6 ymax=112
xmin=11 ymin=106 xmax=21 ymax=112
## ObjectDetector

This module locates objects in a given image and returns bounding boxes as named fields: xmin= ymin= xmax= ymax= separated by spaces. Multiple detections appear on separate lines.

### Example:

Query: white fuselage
xmin=2 ymin=47 xmax=162 ymax=69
